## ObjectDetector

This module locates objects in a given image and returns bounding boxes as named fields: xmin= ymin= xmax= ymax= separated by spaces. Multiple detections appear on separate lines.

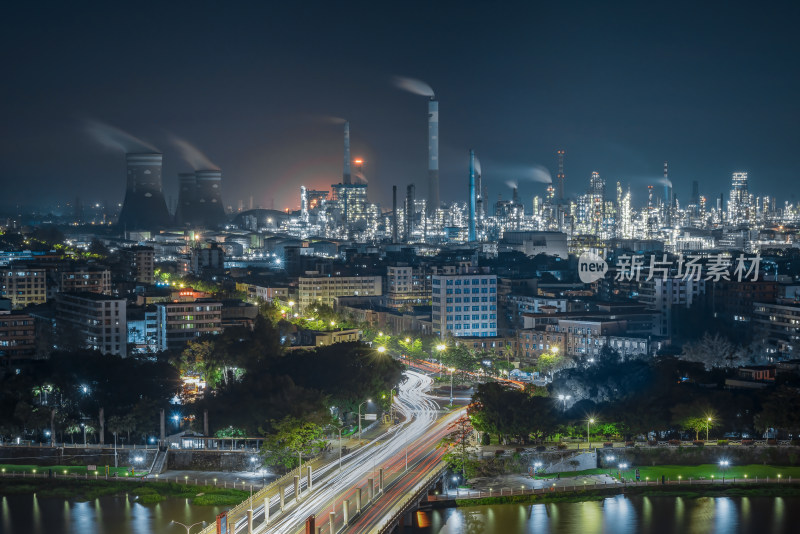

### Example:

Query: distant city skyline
xmin=2 ymin=1 xmax=798 ymax=211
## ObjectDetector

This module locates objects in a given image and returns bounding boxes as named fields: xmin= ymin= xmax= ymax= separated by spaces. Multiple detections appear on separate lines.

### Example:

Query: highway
xmin=239 ymin=370 xmax=459 ymax=534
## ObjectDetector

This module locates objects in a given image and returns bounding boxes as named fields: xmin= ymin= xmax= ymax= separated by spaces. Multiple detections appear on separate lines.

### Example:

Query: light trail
xmin=244 ymin=370 xmax=453 ymax=534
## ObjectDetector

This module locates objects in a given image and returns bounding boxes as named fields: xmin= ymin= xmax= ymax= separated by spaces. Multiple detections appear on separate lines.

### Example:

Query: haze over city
xmin=2 ymin=1 xmax=799 ymax=211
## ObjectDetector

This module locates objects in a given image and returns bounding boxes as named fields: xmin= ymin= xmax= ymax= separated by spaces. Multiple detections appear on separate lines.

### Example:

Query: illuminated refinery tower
xmin=557 ymin=149 xmax=566 ymax=201
xmin=118 ymin=153 xmax=171 ymax=230
xmin=728 ymin=172 xmax=750 ymax=225
xmin=427 ymin=97 xmax=439 ymax=214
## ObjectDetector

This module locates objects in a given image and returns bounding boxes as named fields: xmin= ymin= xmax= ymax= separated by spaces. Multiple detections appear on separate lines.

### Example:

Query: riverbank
xmin=0 ymin=477 xmax=249 ymax=505
xmin=438 ymin=482 xmax=800 ymax=508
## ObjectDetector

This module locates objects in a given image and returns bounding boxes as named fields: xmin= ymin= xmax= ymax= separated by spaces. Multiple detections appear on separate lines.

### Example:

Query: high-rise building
xmin=432 ymin=269 xmax=497 ymax=338
xmin=728 ymin=172 xmax=750 ymax=225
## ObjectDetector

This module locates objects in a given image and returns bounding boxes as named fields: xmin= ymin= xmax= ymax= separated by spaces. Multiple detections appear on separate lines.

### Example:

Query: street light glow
xmin=436 ymin=344 xmax=446 ymax=351
xmin=377 ymin=346 xmax=386 ymax=353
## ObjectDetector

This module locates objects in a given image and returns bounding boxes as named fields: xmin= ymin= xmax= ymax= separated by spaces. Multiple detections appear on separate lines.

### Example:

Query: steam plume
xmin=474 ymin=155 xmax=482 ymax=176
xmin=85 ymin=119 xmax=158 ymax=153
xmin=530 ymin=165 xmax=553 ymax=184
xmin=392 ymin=75 xmax=435 ymax=97
xmin=171 ymin=136 xmax=219 ymax=171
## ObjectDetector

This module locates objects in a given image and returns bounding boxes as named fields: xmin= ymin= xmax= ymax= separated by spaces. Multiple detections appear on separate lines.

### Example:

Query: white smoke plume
xmin=530 ymin=164 xmax=553 ymax=184
xmin=505 ymin=179 xmax=519 ymax=190
xmin=85 ymin=119 xmax=158 ymax=153
xmin=392 ymin=75 xmax=435 ymax=97
xmin=655 ymin=177 xmax=673 ymax=188
xmin=474 ymin=154 xmax=482 ymax=177
xmin=171 ymin=136 xmax=219 ymax=171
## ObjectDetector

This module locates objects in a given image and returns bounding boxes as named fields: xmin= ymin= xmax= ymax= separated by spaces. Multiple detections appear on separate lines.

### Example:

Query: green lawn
xmin=0 ymin=464 xmax=147 ymax=477
xmin=548 ymin=464 xmax=800 ymax=481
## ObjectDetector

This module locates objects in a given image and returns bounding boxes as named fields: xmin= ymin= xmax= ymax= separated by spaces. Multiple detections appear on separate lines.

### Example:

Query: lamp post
xmin=358 ymin=399 xmax=371 ymax=440
xmin=170 ymin=520 xmax=206 ymax=534
xmin=587 ymin=418 xmax=595 ymax=448
xmin=706 ymin=417 xmax=712 ymax=441
xmin=436 ymin=344 xmax=446 ymax=375
xmin=81 ymin=423 xmax=87 ymax=446
xmin=338 ymin=427 xmax=343 ymax=470
xmin=448 ymin=368 xmax=456 ymax=406
xmin=557 ymin=394 xmax=571 ymax=412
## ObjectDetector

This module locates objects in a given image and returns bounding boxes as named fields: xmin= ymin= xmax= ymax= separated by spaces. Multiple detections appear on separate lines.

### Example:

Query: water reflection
xmin=0 ymin=494 xmax=223 ymax=534
xmin=421 ymin=495 xmax=800 ymax=534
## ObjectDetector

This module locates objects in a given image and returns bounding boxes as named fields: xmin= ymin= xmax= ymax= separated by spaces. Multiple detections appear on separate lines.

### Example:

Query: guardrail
xmin=372 ymin=463 xmax=447 ymax=534
xmin=0 ymin=469 xmax=265 ymax=489
xmin=428 ymin=475 xmax=797 ymax=502
xmin=197 ymin=452 xmax=326 ymax=534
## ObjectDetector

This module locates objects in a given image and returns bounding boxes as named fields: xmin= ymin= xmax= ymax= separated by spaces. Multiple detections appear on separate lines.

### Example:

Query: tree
xmin=536 ymin=352 xmax=565 ymax=376
xmin=678 ymin=332 xmax=745 ymax=370
xmin=260 ymin=417 xmax=328 ymax=471
xmin=440 ymin=414 xmax=479 ymax=479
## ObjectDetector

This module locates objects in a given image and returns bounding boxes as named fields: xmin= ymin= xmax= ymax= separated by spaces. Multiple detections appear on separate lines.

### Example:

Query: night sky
xmin=2 ymin=1 xmax=799 ymax=212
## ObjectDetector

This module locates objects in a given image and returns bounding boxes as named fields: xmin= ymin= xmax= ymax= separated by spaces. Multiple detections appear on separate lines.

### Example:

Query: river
xmin=3 ymin=493 xmax=798 ymax=533
xmin=0 ymin=493 xmax=223 ymax=534
xmin=414 ymin=494 xmax=799 ymax=534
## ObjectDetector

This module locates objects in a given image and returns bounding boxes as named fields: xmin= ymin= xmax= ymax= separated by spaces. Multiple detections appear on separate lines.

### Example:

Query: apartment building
xmin=154 ymin=299 xmax=222 ymax=351
xmin=55 ymin=292 xmax=127 ymax=355
xmin=59 ymin=266 xmax=111 ymax=295
xmin=637 ymin=277 xmax=705 ymax=336
xmin=298 ymin=274 xmax=382 ymax=309
xmin=1 ymin=267 xmax=47 ymax=308
xmin=0 ymin=311 xmax=36 ymax=364
xmin=753 ymin=299 xmax=800 ymax=357
xmin=432 ymin=269 xmax=498 ymax=338
xmin=386 ymin=264 xmax=430 ymax=308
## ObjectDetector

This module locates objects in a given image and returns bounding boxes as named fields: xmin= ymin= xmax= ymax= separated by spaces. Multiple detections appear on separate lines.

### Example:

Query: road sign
xmin=364 ymin=414 xmax=377 ymax=421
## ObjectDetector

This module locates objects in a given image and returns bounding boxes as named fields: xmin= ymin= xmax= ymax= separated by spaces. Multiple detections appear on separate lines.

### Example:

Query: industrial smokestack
xmin=557 ymin=150 xmax=566 ymax=202
xmin=118 ymin=153 xmax=171 ymax=230
xmin=469 ymin=149 xmax=476 ymax=242
xmin=392 ymin=185 xmax=398 ymax=243
xmin=663 ymin=161 xmax=672 ymax=226
xmin=343 ymin=121 xmax=351 ymax=185
xmin=427 ymin=98 xmax=439 ymax=215
xmin=406 ymin=184 xmax=415 ymax=241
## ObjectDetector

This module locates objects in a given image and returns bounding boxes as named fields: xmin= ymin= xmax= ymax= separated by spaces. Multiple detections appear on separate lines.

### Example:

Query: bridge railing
xmin=427 ymin=474 xmax=797 ymax=502
xmin=373 ymin=462 xmax=447 ymax=534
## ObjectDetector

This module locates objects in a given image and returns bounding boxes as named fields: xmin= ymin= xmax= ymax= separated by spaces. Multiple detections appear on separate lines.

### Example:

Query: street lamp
xmin=377 ymin=346 xmax=386 ymax=354
xmin=557 ymin=394 xmax=571 ymax=412
xmin=719 ymin=459 xmax=729 ymax=480
xmin=448 ymin=367 xmax=456 ymax=405
xmin=358 ymin=399 xmax=371 ymax=439
xmin=706 ymin=417 xmax=712 ymax=441
xmin=80 ymin=423 xmax=87 ymax=445
xmin=533 ymin=461 xmax=543 ymax=475
xmin=173 ymin=415 xmax=181 ymax=431
xmin=170 ymin=520 xmax=207 ymax=534
xmin=587 ymin=418 xmax=595 ymax=447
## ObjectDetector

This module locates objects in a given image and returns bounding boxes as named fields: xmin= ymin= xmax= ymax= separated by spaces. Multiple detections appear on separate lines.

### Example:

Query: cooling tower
xmin=118 ymin=153 xmax=171 ymax=230
xmin=175 ymin=172 xmax=197 ymax=225
xmin=194 ymin=170 xmax=227 ymax=227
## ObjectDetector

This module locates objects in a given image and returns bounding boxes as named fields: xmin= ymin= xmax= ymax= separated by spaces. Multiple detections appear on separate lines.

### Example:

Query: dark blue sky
xmin=1 ymin=1 xmax=798 ymax=212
